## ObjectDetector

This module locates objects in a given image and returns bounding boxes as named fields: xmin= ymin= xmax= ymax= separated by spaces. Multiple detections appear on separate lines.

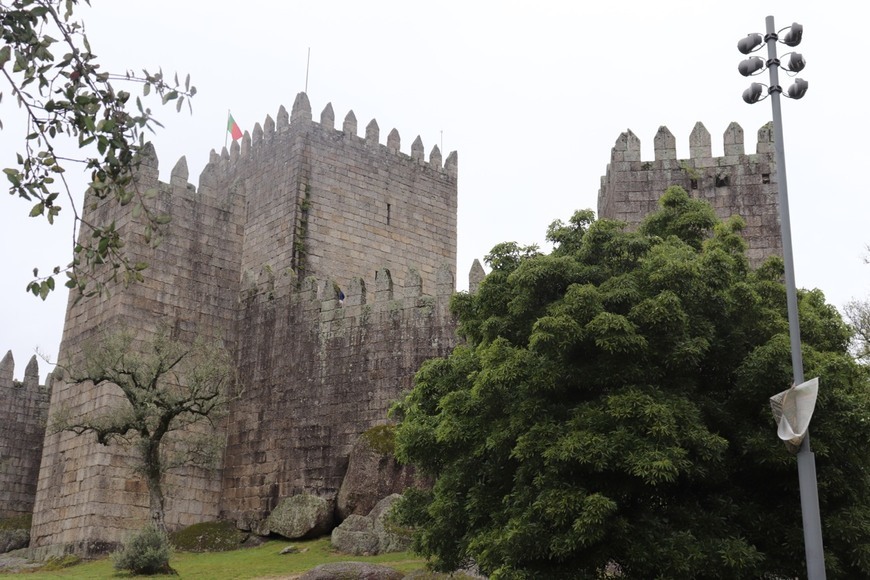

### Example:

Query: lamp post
xmin=738 ymin=16 xmax=825 ymax=580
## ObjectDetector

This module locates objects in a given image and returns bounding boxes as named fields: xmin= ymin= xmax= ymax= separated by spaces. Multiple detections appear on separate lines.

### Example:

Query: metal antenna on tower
xmin=305 ymin=48 xmax=311 ymax=93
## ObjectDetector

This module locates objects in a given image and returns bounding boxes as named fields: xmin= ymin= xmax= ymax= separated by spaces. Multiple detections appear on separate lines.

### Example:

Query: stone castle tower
xmin=598 ymin=121 xmax=781 ymax=266
xmin=28 ymin=92 xmax=459 ymax=553
xmin=0 ymin=353 xmax=51 ymax=519
xmin=6 ymin=105 xmax=785 ymax=555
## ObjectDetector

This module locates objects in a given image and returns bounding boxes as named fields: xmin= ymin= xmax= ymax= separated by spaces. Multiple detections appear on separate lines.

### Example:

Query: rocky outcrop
xmin=331 ymin=494 xmax=409 ymax=556
xmin=0 ymin=528 xmax=29 ymax=554
xmin=337 ymin=428 xmax=425 ymax=521
xmin=261 ymin=495 xmax=333 ymax=540
xmin=299 ymin=562 xmax=404 ymax=580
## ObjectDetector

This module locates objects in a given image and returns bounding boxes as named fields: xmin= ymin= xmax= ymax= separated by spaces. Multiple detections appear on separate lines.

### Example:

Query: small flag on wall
xmin=227 ymin=113 xmax=243 ymax=141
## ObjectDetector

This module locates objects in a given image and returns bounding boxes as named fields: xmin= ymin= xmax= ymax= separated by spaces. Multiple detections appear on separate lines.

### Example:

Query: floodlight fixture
xmin=782 ymin=22 xmax=803 ymax=47
xmin=786 ymin=52 xmax=806 ymax=73
xmin=738 ymin=57 xmax=765 ymax=77
xmin=787 ymin=78 xmax=809 ymax=99
xmin=735 ymin=15 xmax=824 ymax=580
xmin=743 ymin=82 xmax=764 ymax=104
xmin=738 ymin=33 xmax=764 ymax=54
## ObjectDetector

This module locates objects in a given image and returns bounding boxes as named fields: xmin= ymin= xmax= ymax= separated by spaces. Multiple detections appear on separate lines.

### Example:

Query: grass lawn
xmin=2 ymin=538 xmax=428 ymax=579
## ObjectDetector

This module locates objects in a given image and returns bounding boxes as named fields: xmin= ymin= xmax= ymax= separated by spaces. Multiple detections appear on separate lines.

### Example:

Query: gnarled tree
xmin=52 ymin=328 xmax=235 ymax=531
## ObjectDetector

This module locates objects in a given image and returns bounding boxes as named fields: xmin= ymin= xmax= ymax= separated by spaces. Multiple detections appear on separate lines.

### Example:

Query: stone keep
xmin=598 ymin=122 xmax=782 ymax=266
xmin=0 ymin=353 xmax=51 ymax=519
xmin=29 ymin=92 xmax=459 ymax=553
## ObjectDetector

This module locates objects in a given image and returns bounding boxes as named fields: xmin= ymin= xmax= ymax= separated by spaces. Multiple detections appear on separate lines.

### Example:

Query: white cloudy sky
xmin=1 ymin=0 xmax=867 ymax=380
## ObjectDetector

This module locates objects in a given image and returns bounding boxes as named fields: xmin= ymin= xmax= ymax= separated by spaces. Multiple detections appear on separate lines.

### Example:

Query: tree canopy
xmin=1 ymin=0 xmax=195 ymax=299
xmin=393 ymin=187 xmax=870 ymax=579
xmin=52 ymin=327 xmax=235 ymax=531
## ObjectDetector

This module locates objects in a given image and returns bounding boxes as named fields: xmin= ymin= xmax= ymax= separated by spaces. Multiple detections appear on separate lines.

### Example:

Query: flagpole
xmin=225 ymin=109 xmax=230 ymax=149
xmin=305 ymin=48 xmax=311 ymax=93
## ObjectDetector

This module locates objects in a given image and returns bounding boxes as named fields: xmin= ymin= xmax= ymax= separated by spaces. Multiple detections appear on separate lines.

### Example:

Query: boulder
xmin=331 ymin=494 xmax=409 ymax=556
xmin=0 ymin=528 xmax=29 ymax=554
xmin=330 ymin=514 xmax=379 ymax=556
xmin=371 ymin=495 xmax=410 ymax=554
xmin=299 ymin=561 xmax=404 ymax=580
xmin=337 ymin=427 xmax=427 ymax=520
xmin=262 ymin=494 xmax=333 ymax=540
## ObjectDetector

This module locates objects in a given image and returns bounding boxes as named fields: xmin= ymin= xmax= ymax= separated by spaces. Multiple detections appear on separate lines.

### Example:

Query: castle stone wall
xmin=222 ymin=266 xmax=457 ymax=527
xmin=598 ymin=122 xmax=781 ymax=266
xmin=223 ymin=93 xmax=457 ymax=293
xmin=31 ymin=147 xmax=245 ymax=552
xmin=0 ymin=353 xmax=51 ymax=519
xmin=30 ymin=92 xmax=459 ymax=553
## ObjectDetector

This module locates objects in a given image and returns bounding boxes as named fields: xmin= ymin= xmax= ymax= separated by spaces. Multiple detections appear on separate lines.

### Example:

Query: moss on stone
xmin=41 ymin=554 xmax=83 ymax=570
xmin=360 ymin=424 xmax=396 ymax=455
xmin=169 ymin=520 xmax=248 ymax=552
xmin=0 ymin=514 xmax=31 ymax=530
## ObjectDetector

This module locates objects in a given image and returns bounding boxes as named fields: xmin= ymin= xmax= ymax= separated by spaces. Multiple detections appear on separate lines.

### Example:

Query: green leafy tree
xmin=1 ymin=0 xmax=195 ymax=299
xmin=52 ymin=327 xmax=235 ymax=532
xmin=844 ymin=297 xmax=870 ymax=362
xmin=393 ymin=186 xmax=870 ymax=579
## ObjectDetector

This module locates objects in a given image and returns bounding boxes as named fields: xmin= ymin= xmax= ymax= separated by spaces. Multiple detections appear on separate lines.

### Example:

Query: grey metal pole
xmin=764 ymin=14 xmax=826 ymax=579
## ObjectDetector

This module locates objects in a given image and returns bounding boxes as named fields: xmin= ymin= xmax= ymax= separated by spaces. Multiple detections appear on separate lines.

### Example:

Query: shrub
xmin=112 ymin=525 xmax=172 ymax=575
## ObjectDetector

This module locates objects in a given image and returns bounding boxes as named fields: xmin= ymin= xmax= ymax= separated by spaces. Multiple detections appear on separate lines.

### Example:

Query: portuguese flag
xmin=227 ymin=113 xmax=243 ymax=141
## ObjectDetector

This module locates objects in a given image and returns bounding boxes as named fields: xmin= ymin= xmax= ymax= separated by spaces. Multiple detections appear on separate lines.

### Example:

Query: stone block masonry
xmin=223 ymin=266 xmax=458 ymax=527
xmin=0 ymin=353 xmax=51 ymax=519
xmin=29 ymin=92 xmax=459 ymax=553
xmin=226 ymin=92 xmax=457 ymax=293
xmin=598 ymin=122 xmax=781 ymax=267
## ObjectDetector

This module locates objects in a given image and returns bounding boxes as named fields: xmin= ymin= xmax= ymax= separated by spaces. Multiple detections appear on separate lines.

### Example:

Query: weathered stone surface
xmin=598 ymin=123 xmax=781 ymax=268
xmin=299 ymin=562 xmax=404 ymax=580
xmin=0 ymin=552 xmax=41 ymax=573
xmin=337 ymin=431 xmax=420 ymax=521
xmin=28 ymin=91 xmax=459 ymax=553
xmin=0 ymin=528 xmax=29 ymax=554
xmin=332 ymin=494 xmax=409 ymax=556
xmin=0 ymin=355 xmax=51 ymax=519
xmin=263 ymin=495 xmax=333 ymax=540
xmin=404 ymin=572 xmax=484 ymax=579
xmin=370 ymin=495 xmax=410 ymax=555
xmin=330 ymin=515 xmax=378 ymax=556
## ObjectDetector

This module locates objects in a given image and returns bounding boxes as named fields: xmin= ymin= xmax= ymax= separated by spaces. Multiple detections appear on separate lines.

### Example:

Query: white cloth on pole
xmin=769 ymin=377 xmax=819 ymax=449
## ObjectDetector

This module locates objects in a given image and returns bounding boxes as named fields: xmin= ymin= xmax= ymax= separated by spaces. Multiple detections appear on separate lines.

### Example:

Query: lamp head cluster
xmin=737 ymin=22 xmax=807 ymax=104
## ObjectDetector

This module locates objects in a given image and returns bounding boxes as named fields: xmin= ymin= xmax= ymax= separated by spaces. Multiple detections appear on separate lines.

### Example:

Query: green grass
xmin=2 ymin=538 xmax=427 ymax=579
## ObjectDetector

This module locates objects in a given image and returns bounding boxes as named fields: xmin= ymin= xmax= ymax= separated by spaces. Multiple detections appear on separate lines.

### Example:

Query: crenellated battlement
xmin=598 ymin=121 xmax=781 ymax=267
xmin=31 ymin=93 xmax=460 ymax=552
xmin=224 ymin=261 xmax=458 ymax=523
xmin=196 ymin=92 xmax=457 ymax=182
xmin=605 ymin=121 xmax=774 ymax=165
xmin=0 ymin=352 xmax=52 ymax=519
xmin=240 ymin=263 xmax=455 ymax=306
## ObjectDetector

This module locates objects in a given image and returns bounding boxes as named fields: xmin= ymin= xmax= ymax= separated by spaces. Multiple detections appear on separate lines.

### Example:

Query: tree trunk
xmin=142 ymin=437 xmax=167 ymax=533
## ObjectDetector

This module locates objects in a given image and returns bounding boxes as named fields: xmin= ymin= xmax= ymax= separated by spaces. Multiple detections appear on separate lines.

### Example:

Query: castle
xmin=0 ymin=92 xmax=781 ymax=555
xmin=599 ymin=121 xmax=781 ymax=266
xmin=0 ymin=353 xmax=51 ymax=520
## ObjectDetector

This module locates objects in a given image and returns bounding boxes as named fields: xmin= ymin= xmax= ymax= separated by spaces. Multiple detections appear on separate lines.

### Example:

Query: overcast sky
xmin=1 ymin=1 xmax=867 ymax=380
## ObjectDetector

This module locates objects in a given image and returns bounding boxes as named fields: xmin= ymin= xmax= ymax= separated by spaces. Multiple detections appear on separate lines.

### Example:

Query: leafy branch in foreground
xmin=1 ymin=0 xmax=196 ymax=299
